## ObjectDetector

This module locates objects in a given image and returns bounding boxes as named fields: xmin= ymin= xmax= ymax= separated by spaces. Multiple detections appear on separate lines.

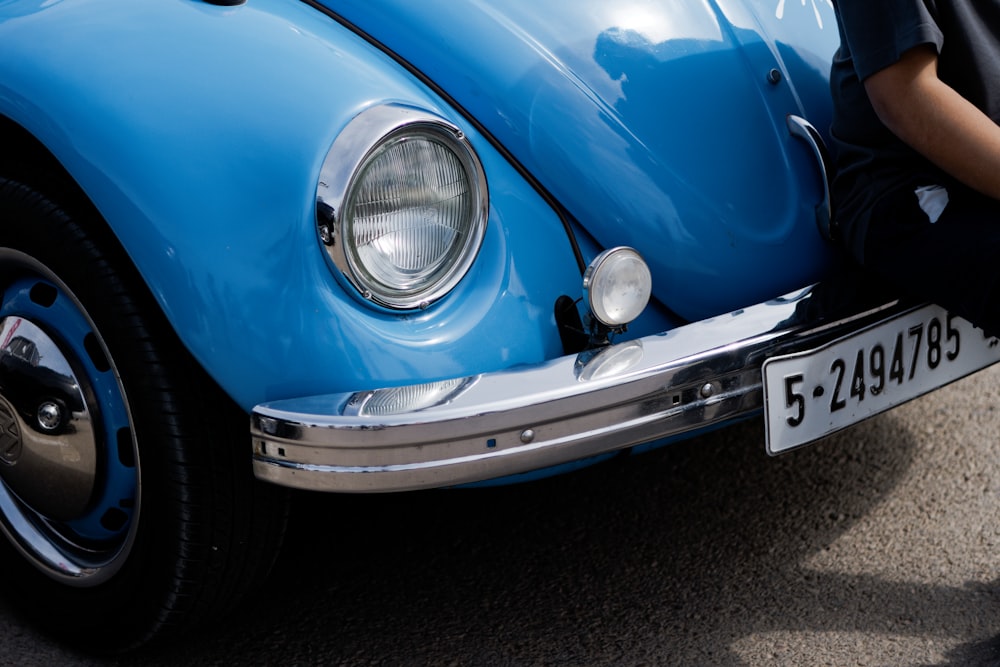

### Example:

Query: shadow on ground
xmin=48 ymin=412 xmax=1000 ymax=665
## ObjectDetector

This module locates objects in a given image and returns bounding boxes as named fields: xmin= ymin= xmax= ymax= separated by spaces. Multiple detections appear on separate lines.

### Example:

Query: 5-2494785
xmin=763 ymin=305 xmax=1000 ymax=455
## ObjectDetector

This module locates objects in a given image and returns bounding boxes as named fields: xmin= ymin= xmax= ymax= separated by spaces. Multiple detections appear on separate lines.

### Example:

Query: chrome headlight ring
xmin=316 ymin=104 xmax=489 ymax=310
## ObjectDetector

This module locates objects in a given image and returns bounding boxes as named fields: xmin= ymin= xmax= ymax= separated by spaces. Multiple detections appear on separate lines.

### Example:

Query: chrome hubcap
xmin=0 ymin=317 xmax=97 ymax=521
xmin=0 ymin=264 xmax=138 ymax=585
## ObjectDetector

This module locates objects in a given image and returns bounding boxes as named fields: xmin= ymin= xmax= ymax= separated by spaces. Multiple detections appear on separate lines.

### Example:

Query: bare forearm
xmin=866 ymin=46 xmax=1000 ymax=200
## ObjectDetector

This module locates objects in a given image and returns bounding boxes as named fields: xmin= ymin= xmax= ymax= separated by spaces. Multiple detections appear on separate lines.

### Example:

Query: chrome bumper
xmin=251 ymin=278 xmax=903 ymax=493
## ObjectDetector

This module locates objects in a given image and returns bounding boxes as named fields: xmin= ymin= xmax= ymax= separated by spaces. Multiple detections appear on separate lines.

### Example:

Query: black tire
xmin=0 ymin=176 xmax=289 ymax=652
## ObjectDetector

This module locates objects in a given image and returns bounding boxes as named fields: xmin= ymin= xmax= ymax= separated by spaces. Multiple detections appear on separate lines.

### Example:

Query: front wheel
xmin=0 ymin=177 xmax=289 ymax=651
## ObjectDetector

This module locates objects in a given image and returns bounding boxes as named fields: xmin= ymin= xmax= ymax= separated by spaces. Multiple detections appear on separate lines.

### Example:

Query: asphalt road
xmin=4 ymin=365 xmax=1000 ymax=666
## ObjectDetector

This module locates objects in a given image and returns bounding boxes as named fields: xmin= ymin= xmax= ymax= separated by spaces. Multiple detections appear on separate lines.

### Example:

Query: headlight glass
xmin=583 ymin=247 xmax=652 ymax=328
xmin=318 ymin=106 xmax=488 ymax=310
xmin=345 ymin=131 xmax=477 ymax=304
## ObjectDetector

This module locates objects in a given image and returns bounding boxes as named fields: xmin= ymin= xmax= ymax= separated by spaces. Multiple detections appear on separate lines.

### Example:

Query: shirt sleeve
xmin=836 ymin=0 xmax=944 ymax=81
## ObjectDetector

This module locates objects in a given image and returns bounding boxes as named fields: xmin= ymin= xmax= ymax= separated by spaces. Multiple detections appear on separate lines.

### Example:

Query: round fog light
xmin=583 ymin=247 xmax=652 ymax=328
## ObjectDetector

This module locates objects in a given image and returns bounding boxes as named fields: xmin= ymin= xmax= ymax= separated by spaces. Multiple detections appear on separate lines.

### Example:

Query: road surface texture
xmin=2 ymin=365 xmax=999 ymax=666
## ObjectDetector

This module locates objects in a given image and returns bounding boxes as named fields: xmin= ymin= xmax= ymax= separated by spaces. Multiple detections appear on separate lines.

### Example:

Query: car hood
xmin=317 ymin=0 xmax=841 ymax=320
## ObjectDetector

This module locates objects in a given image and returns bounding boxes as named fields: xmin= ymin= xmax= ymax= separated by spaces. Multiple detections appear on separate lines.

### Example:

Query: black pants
xmin=860 ymin=182 xmax=1000 ymax=337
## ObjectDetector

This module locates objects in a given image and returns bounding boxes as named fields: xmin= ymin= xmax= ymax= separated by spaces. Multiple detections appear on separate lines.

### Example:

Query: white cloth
xmin=914 ymin=184 xmax=949 ymax=223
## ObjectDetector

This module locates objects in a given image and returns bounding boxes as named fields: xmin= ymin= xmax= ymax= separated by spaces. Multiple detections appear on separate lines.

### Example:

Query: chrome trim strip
xmin=251 ymin=279 xmax=905 ymax=493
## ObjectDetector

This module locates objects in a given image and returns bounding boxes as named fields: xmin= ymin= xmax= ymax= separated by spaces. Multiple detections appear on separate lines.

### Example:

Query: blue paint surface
xmin=0 ymin=0 xmax=589 ymax=409
xmin=321 ymin=0 xmax=842 ymax=319
xmin=0 ymin=0 xmax=841 ymax=426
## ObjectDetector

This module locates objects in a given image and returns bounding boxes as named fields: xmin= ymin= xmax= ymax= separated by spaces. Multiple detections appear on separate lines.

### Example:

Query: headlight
xmin=317 ymin=105 xmax=488 ymax=309
xmin=582 ymin=247 xmax=652 ymax=328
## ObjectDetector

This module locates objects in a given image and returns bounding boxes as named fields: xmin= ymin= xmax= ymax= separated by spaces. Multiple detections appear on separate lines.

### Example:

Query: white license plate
xmin=763 ymin=305 xmax=1000 ymax=454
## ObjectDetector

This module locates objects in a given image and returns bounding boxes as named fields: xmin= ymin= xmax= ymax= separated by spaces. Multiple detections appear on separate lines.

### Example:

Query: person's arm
xmin=865 ymin=44 xmax=1000 ymax=199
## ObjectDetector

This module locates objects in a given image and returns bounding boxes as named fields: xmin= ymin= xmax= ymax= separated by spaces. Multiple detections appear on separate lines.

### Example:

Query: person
xmin=829 ymin=1 xmax=1000 ymax=336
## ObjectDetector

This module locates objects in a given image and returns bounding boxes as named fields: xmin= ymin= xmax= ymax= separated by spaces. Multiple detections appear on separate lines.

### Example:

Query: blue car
xmin=0 ymin=0 xmax=995 ymax=652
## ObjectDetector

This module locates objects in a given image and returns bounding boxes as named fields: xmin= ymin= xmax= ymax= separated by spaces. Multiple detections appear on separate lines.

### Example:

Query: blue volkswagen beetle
xmin=0 ymin=0 xmax=996 ymax=652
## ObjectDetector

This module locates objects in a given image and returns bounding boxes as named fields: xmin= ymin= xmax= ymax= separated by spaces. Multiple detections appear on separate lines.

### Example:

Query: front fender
xmin=0 ymin=0 xmax=588 ymax=409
